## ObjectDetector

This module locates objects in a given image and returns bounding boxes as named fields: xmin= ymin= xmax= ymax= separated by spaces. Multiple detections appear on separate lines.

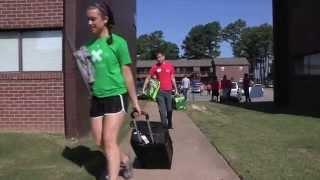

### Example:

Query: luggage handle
xmin=130 ymin=110 xmax=149 ymax=120
xmin=131 ymin=110 xmax=155 ymax=144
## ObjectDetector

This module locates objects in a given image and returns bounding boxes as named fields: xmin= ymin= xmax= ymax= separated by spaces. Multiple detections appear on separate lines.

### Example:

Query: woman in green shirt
xmin=86 ymin=2 xmax=141 ymax=180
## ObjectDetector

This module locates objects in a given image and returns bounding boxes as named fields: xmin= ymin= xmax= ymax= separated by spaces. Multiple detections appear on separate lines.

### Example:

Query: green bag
xmin=173 ymin=95 xmax=187 ymax=110
xmin=145 ymin=79 xmax=160 ymax=101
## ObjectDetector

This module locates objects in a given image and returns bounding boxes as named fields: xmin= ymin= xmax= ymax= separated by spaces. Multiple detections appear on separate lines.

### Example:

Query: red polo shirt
xmin=212 ymin=81 xmax=220 ymax=90
xmin=149 ymin=61 xmax=175 ymax=91
xmin=221 ymin=79 xmax=229 ymax=89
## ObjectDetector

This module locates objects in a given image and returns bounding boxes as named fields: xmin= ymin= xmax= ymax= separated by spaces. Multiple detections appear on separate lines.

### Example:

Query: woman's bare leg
xmin=91 ymin=116 xmax=104 ymax=146
xmin=103 ymin=113 xmax=125 ymax=180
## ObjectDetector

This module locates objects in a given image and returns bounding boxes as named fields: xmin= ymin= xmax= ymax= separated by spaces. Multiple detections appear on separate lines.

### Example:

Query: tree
xmin=235 ymin=23 xmax=273 ymax=83
xmin=256 ymin=24 xmax=273 ymax=83
xmin=205 ymin=22 xmax=222 ymax=58
xmin=161 ymin=42 xmax=180 ymax=60
xmin=222 ymin=19 xmax=247 ymax=56
xmin=182 ymin=21 xmax=222 ymax=59
xmin=137 ymin=31 xmax=179 ymax=60
xmin=182 ymin=25 xmax=206 ymax=59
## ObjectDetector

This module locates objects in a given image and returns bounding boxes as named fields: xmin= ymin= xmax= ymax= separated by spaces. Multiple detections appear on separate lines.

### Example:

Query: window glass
xmin=22 ymin=31 xmax=62 ymax=71
xmin=0 ymin=32 xmax=19 ymax=71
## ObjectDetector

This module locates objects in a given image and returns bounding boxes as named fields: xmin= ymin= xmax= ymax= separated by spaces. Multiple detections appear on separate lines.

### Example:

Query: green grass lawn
xmin=188 ymin=102 xmax=320 ymax=180
xmin=0 ymin=101 xmax=147 ymax=180
xmin=0 ymin=119 xmax=131 ymax=180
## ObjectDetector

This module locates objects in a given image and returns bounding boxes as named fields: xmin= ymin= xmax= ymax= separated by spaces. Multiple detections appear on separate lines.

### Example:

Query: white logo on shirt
xmin=157 ymin=68 xmax=162 ymax=73
xmin=92 ymin=49 xmax=103 ymax=62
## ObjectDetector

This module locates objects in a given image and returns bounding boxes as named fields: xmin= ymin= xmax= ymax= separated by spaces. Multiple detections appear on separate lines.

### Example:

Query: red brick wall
xmin=0 ymin=1 xmax=64 ymax=133
xmin=216 ymin=65 xmax=249 ymax=81
xmin=0 ymin=0 xmax=63 ymax=29
xmin=0 ymin=72 xmax=64 ymax=133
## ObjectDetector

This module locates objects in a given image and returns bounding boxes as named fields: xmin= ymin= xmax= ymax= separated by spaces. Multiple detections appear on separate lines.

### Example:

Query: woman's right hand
xmin=133 ymin=102 xmax=142 ymax=115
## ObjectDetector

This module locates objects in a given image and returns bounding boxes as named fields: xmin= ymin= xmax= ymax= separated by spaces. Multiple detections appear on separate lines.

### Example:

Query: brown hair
xmin=88 ymin=1 xmax=115 ymax=45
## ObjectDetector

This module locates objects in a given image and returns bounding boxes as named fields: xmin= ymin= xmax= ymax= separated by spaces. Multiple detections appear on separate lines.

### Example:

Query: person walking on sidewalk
xmin=85 ymin=2 xmax=141 ymax=180
xmin=142 ymin=51 xmax=178 ymax=129
xmin=211 ymin=76 xmax=220 ymax=102
xmin=181 ymin=75 xmax=190 ymax=100
xmin=220 ymin=75 xmax=231 ymax=102
xmin=243 ymin=73 xmax=251 ymax=102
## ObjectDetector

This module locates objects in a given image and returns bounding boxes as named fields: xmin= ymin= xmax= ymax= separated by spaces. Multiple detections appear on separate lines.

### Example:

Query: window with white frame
xmin=0 ymin=30 xmax=62 ymax=72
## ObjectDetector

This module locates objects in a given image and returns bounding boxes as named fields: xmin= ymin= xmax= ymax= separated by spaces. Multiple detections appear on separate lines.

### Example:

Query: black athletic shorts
xmin=90 ymin=93 xmax=129 ymax=118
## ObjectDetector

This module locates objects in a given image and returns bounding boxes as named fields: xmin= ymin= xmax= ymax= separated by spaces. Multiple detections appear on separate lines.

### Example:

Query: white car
xmin=230 ymin=82 xmax=242 ymax=102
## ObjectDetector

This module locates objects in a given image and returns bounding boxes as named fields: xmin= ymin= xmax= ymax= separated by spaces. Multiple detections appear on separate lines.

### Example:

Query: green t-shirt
xmin=86 ymin=34 xmax=132 ymax=97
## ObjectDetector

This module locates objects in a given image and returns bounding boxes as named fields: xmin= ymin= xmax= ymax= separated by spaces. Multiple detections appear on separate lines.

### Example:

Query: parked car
xmin=230 ymin=82 xmax=242 ymax=102
xmin=238 ymin=81 xmax=264 ymax=97
xmin=249 ymin=84 xmax=264 ymax=98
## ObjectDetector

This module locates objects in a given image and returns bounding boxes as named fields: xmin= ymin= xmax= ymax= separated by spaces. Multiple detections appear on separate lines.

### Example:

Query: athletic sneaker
xmin=120 ymin=161 xmax=133 ymax=179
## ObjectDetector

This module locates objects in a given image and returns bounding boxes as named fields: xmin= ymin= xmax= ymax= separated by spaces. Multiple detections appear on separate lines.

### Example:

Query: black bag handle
xmin=130 ymin=110 xmax=149 ymax=120
xmin=130 ymin=110 xmax=154 ymax=144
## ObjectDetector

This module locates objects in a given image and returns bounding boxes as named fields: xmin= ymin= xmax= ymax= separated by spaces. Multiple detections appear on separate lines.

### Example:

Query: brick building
xmin=213 ymin=58 xmax=249 ymax=82
xmin=0 ymin=0 xmax=136 ymax=137
xmin=136 ymin=58 xmax=249 ymax=84
xmin=0 ymin=0 xmax=64 ymax=133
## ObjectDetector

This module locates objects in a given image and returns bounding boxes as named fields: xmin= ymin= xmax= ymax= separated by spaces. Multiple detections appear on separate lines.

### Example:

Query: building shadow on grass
xmin=220 ymin=100 xmax=320 ymax=118
xmin=62 ymin=146 xmax=106 ymax=180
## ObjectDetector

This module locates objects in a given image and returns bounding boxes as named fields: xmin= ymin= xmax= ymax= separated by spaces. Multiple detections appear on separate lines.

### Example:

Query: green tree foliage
xmin=182 ymin=21 xmax=222 ymax=59
xmin=235 ymin=23 xmax=273 ymax=60
xmin=222 ymin=19 xmax=247 ymax=56
xmin=137 ymin=31 xmax=179 ymax=60
xmin=235 ymin=23 xmax=273 ymax=82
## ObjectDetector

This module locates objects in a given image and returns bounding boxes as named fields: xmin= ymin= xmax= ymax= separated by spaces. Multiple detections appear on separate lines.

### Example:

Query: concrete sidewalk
xmin=121 ymin=102 xmax=240 ymax=180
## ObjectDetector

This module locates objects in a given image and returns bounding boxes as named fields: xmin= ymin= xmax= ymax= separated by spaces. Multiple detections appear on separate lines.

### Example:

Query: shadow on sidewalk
xmin=218 ymin=101 xmax=320 ymax=118
xmin=62 ymin=146 xmax=106 ymax=180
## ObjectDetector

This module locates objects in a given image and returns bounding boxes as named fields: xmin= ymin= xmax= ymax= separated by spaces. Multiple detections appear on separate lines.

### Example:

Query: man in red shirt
xmin=220 ymin=75 xmax=230 ymax=102
xmin=142 ymin=51 xmax=178 ymax=129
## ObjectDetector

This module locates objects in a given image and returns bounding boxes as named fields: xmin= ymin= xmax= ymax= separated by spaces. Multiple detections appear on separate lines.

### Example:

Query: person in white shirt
xmin=181 ymin=75 xmax=190 ymax=100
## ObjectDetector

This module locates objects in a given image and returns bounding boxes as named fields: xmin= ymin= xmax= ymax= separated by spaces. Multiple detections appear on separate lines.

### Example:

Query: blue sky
xmin=137 ymin=0 xmax=273 ymax=57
